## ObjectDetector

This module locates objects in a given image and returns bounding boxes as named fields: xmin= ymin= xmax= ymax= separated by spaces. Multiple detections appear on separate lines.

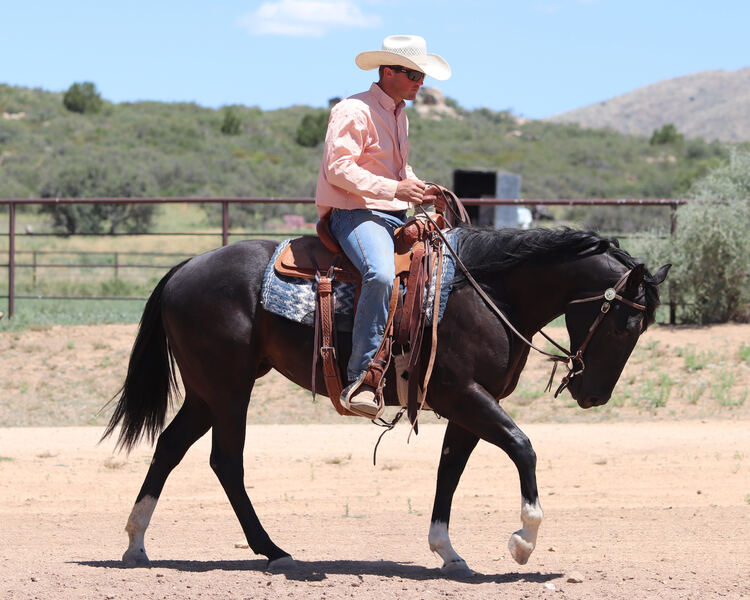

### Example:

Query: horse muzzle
xmin=576 ymin=395 xmax=610 ymax=409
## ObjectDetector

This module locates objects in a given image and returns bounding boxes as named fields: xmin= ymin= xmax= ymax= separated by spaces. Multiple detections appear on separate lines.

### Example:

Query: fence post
xmin=114 ymin=252 xmax=119 ymax=279
xmin=222 ymin=201 xmax=229 ymax=246
xmin=669 ymin=202 xmax=678 ymax=325
xmin=8 ymin=201 xmax=15 ymax=318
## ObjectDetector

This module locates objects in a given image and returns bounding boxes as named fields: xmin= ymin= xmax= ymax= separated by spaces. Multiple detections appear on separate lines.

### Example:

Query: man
xmin=315 ymin=35 xmax=451 ymax=418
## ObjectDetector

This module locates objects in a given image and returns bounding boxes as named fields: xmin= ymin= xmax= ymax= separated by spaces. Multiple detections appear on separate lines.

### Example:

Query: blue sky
xmin=2 ymin=1 xmax=748 ymax=118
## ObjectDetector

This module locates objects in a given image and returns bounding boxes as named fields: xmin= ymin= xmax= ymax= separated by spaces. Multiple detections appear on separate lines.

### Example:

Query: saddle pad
xmin=260 ymin=232 xmax=458 ymax=332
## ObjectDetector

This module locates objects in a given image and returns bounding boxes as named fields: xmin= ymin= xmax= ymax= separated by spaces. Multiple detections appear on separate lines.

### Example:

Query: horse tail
xmin=100 ymin=259 xmax=190 ymax=453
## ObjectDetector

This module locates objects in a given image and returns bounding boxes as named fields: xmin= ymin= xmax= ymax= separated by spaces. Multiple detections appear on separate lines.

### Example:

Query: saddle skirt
xmin=274 ymin=235 xmax=361 ymax=284
xmin=260 ymin=231 xmax=458 ymax=332
xmin=274 ymin=233 xmax=419 ymax=284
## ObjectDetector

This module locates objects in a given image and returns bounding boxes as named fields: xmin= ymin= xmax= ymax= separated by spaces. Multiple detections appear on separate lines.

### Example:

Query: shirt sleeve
xmin=321 ymin=104 xmax=399 ymax=200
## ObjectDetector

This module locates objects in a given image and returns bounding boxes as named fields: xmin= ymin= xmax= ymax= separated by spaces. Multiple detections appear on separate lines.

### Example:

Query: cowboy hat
xmin=355 ymin=35 xmax=451 ymax=81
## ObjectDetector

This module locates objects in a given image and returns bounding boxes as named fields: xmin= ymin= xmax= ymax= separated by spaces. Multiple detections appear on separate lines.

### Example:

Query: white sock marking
xmin=123 ymin=495 xmax=157 ymax=564
xmin=508 ymin=498 xmax=543 ymax=565
xmin=429 ymin=521 xmax=468 ymax=571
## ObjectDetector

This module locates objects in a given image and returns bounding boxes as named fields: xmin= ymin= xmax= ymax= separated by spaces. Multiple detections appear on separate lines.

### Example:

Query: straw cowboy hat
xmin=355 ymin=35 xmax=451 ymax=81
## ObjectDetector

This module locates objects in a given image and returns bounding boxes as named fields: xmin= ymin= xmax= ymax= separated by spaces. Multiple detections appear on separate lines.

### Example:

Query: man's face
xmin=383 ymin=66 xmax=425 ymax=102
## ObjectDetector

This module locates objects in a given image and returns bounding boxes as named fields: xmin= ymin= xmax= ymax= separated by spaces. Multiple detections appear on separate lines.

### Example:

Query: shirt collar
xmin=370 ymin=82 xmax=405 ymax=112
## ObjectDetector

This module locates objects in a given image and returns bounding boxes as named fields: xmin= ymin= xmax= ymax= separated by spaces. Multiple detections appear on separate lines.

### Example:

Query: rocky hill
xmin=546 ymin=67 xmax=750 ymax=142
xmin=413 ymin=86 xmax=459 ymax=119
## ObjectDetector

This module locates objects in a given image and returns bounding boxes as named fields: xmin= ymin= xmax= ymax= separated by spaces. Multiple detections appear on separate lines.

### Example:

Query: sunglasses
xmin=386 ymin=65 xmax=425 ymax=81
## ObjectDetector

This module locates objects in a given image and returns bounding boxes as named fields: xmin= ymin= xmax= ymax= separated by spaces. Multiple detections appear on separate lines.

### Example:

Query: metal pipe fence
xmin=1 ymin=196 xmax=685 ymax=320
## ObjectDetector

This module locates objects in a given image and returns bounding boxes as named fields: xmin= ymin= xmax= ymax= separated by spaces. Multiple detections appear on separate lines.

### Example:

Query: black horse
xmin=103 ymin=225 xmax=669 ymax=575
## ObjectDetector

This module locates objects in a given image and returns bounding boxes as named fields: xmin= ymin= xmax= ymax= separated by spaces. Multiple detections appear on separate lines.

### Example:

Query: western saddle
xmin=273 ymin=211 xmax=448 ymax=426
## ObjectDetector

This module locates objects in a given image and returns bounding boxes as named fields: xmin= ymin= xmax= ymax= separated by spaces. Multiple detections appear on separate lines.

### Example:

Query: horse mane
xmin=453 ymin=226 xmax=661 ymax=327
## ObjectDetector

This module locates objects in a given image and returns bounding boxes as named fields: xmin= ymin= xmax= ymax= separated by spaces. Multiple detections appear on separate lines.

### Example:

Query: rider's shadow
xmin=75 ymin=559 xmax=562 ymax=584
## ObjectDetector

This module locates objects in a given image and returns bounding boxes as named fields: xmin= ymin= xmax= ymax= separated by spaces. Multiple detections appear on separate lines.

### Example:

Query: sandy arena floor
xmin=1 ymin=421 xmax=748 ymax=599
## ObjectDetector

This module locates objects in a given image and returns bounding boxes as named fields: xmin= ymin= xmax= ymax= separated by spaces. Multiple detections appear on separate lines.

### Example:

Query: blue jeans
xmin=329 ymin=208 xmax=406 ymax=382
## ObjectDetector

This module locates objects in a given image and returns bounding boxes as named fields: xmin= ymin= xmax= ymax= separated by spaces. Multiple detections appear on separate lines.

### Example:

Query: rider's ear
xmin=625 ymin=264 xmax=645 ymax=296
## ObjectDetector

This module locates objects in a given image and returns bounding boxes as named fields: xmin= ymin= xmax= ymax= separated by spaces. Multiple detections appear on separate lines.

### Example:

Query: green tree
xmin=650 ymin=123 xmax=683 ymax=146
xmin=63 ymin=81 xmax=103 ymax=114
xmin=220 ymin=107 xmax=241 ymax=135
xmin=38 ymin=151 xmax=157 ymax=234
xmin=295 ymin=111 xmax=329 ymax=147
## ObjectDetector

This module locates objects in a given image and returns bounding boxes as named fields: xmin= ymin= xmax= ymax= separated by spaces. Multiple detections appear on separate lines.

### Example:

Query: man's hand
xmin=396 ymin=180 xmax=450 ymax=212
xmin=423 ymin=184 xmax=448 ymax=213
xmin=395 ymin=179 xmax=427 ymax=203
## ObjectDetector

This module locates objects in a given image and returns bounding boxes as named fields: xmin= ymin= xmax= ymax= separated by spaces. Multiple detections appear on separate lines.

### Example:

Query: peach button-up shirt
xmin=315 ymin=83 xmax=418 ymax=217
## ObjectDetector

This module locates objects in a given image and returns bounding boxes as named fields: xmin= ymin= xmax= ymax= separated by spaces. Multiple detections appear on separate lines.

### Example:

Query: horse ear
xmin=625 ymin=264 xmax=645 ymax=296
xmin=651 ymin=264 xmax=671 ymax=286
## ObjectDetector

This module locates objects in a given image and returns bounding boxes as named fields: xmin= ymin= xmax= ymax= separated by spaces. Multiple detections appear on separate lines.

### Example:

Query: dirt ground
xmin=1 ymin=422 xmax=748 ymax=600
xmin=0 ymin=324 xmax=749 ymax=599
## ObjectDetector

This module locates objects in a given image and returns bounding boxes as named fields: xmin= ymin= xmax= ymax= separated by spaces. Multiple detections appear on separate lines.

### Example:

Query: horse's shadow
xmin=75 ymin=558 xmax=561 ymax=584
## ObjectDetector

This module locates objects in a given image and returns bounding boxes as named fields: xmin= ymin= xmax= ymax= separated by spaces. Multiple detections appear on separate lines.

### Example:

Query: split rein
xmin=373 ymin=191 xmax=646 ymax=463
xmin=415 ymin=196 xmax=647 ymax=398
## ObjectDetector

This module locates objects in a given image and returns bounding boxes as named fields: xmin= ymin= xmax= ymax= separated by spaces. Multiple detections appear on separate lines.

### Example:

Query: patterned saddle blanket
xmin=260 ymin=231 xmax=458 ymax=332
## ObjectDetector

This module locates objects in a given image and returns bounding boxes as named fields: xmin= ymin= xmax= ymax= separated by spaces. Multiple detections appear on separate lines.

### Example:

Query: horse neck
xmin=499 ymin=252 xmax=622 ymax=333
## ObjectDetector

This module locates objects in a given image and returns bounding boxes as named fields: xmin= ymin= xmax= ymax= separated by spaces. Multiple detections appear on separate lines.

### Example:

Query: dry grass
xmin=1 ymin=323 xmax=748 ymax=428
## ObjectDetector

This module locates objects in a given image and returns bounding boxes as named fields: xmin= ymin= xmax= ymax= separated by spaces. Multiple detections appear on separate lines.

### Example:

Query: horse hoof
xmin=266 ymin=555 xmax=297 ymax=571
xmin=508 ymin=532 xmax=534 ymax=565
xmin=440 ymin=560 xmax=474 ymax=578
xmin=122 ymin=548 xmax=151 ymax=567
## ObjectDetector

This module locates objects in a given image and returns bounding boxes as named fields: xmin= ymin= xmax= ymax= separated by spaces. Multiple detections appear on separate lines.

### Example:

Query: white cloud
xmin=239 ymin=0 xmax=381 ymax=37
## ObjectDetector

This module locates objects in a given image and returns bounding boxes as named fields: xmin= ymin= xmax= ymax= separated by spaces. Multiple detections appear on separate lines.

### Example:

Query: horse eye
xmin=613 ymin=303 xmax=629 ymax=333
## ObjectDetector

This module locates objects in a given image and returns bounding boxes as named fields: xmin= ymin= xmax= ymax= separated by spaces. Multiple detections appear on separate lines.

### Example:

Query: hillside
xmin=0 ymin=83 xmax=733 ymax=232
xmin=546 ymin=67 xmax=750 ymax=142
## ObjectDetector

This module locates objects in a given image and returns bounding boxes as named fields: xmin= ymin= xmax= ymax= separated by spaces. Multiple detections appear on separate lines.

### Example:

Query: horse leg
xmin=209 ymin=408 xmax=293 ymax=570
xmin=439 ymin=385 xmax=543 ymax=566
xmin=122 ymin=393 xmax=212 ymax=566
xmin=428 ymin=421 xmax=479 ymax=576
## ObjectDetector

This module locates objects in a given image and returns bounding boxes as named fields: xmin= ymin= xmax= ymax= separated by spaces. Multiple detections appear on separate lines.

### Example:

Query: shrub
xmin=650 ymin=123 xmax=683 ymax=146
xmin=637 ymin=148 xmax=750 ymax=323
xmin=63 ymin=82 xmax=103 ymax=114
xmin=295 ymin=110 xmax=329 ymax=147
xmin=220 ymin=107 xmax=241 ymax=135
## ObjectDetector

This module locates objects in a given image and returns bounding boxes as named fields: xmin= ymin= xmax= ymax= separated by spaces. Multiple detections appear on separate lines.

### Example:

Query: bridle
xmin=415 ymin=201 xmax=648 ymax=398
xmin=548 ymin=270 xmax=647 ymax=396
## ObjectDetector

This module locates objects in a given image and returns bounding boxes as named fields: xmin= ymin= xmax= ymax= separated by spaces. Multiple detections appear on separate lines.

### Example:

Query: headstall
xmin=550 ymin=270 xmax=647 ymax=397
xmin=415 ymin=203 xmax=647 ymax=399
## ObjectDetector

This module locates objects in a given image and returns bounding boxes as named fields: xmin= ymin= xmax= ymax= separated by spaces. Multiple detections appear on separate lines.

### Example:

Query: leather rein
xmin=415 ymin=197 xmax=647 ymax=398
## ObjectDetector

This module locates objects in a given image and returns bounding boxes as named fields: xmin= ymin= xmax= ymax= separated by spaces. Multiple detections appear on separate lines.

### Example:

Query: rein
xmin=415 ymin=197 xmax=647 ymax=398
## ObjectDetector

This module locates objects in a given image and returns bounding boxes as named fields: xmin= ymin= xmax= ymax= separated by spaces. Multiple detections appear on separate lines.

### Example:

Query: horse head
xmin=563 ymin=262 xmax=671 ymax=408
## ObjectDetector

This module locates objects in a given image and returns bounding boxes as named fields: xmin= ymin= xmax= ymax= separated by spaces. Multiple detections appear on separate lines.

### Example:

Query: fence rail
xmin=2 ymin=196 xmax=686 ymax=320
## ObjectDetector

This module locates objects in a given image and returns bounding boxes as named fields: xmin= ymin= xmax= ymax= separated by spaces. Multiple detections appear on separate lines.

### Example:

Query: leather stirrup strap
xmin=316 ymin=270 xmax=357 ymax=416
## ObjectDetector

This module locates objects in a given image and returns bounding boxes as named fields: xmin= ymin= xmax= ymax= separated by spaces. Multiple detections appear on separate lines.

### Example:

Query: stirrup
xmin=341 ymin=379 xmax=383 ymax=419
